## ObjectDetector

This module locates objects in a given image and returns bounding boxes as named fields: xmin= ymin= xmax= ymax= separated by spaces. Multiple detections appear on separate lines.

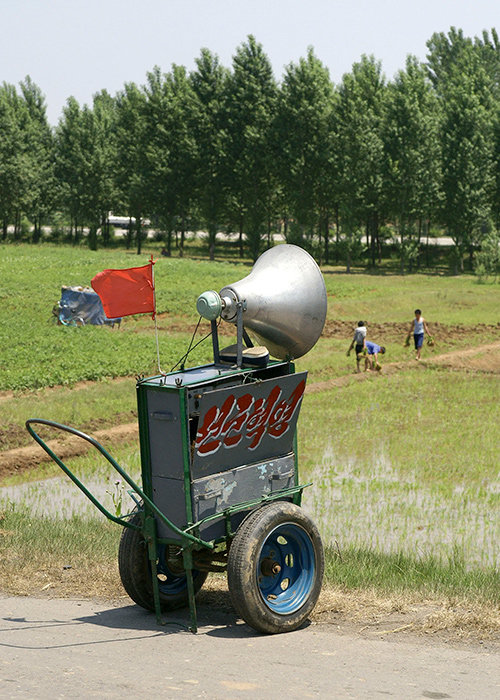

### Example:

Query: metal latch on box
xmin=270 ymin=470 xmax=294 ymax=480
xmin=196 ymin=489 xmax=223 ymax=501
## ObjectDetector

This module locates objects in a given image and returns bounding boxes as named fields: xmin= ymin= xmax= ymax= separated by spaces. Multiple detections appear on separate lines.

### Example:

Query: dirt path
xmin=0 ymin=594 xmax=498 ymax=699
xmin=1 ymin=341 xmax=499 ymax=480
xmin=307 ymin=340 xmax=500 ymax=394
xmin=430 ymin=341 xmax=500 ymax=360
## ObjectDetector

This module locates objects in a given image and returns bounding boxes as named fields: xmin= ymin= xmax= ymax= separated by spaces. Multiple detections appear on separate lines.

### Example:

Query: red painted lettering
xmin=194 ymin=380 xmax=306 ymax=457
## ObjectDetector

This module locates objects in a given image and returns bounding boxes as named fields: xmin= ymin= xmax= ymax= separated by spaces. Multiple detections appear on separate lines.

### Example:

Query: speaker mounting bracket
xmin=236 ymin=302 xmax=244 ymax=368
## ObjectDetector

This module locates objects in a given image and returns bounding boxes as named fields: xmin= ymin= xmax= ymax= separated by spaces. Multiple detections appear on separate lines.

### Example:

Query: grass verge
xmin=0 ymin=505 xmax=121 ymax=599
xmin=1 ymin=506 xmax=498 ymax=642
xmin=324 ymin=545 xmax=499 ymax=605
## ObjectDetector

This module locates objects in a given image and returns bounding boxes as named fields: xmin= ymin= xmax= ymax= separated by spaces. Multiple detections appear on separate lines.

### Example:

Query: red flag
xmin=91 ymin=260 xmax=155 ymax=319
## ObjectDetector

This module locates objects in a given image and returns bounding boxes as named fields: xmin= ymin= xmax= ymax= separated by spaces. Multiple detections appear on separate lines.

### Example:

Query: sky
xmin=1 ymin=0 xmax=499 ymax=124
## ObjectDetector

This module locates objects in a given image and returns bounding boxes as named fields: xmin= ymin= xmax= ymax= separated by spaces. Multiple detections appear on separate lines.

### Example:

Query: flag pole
xmin=150 ymin=256 xmax=162 ymax=375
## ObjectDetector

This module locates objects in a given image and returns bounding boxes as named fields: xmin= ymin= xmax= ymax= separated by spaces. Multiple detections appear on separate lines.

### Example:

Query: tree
xmin=427 ymin=29 xmax=496 ymax=271
xmin=19 ymin=77 xmax=55 ymax=243
xmin=114 ymin=83 xmax=150 ymax=254
xmin=337 ymin=56 xmax=387 ymax=269
xmin=492 ymin=102 xmax=500 ymax=234
xmin=190 ymin=49 xmax=230 ymax=260
xmin=276 ymin=48 xmax=338 ymax=263
xmin=55 ymin=93 xmax=117 ymax=249
xmin=225 ymin=36 xmax=278 ymax=260
xmin=475 ymin=29 xmax=500 ymax=235
xmin=474 ymin=227 xmax=500 ymax=280
xmin=144 ymin=65 xmax=197 ymax=257
xmin=384 ymin=56 xmax=442 ymax=272
xmin=91 ymin=90 xmax=119 ymax=247
xmin=0 ymin=83 xmax=28 ymax=240
xmin=54 ymin=97 xmax=86 ymax=242
xmin=78 ymin=93 xmax=118 ymax=249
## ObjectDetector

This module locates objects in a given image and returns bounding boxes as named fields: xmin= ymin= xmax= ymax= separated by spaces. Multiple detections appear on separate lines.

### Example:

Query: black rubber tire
xmin=118 ymin=511 xmax=207 ymax=612
xmin=227 ymin=501 xmax=324 ymax=634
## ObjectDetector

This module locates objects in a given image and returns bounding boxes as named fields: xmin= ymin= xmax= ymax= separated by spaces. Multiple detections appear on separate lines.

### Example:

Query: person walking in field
xmin=364 ymin=340 xmax=385 ymax=371
xmin=346 ymin=321 xmax=367 ymax=373
xmin=406 ymin=308 xmax=432 ymax=360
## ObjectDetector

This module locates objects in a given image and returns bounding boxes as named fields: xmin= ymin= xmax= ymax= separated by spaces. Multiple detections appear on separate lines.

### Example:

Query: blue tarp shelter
xmin=57 ymin=286 xmax=121 ymax=326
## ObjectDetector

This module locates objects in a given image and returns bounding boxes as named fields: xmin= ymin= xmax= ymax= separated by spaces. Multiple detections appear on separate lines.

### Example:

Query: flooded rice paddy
xmin=304 ymin=448 xmax=499 ymax=569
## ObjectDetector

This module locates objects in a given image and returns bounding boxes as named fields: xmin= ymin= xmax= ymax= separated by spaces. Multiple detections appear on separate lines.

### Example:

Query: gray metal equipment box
xmin=136 ymin=361 xmax=307 ymax=542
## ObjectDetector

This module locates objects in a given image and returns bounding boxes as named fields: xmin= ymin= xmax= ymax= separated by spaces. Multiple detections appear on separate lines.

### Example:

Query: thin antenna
xmin=150 ymin=256 xmax=163 ymax=375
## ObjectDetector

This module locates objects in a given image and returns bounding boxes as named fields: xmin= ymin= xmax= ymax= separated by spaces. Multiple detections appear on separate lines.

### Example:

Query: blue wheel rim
xmin=155 ymin=545 xmax=199 ymax=596
xmin=257 ymin=522 xmax=316 ymax=615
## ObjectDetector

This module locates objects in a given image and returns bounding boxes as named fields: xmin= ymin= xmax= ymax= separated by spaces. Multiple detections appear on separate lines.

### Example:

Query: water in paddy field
xmin=1 ymin=449 xmax=498 ymax=570
xmin=0 ymin=470 xmax=141 ymax=521
xmin=302 ymin=447 xmax=499 ymax=570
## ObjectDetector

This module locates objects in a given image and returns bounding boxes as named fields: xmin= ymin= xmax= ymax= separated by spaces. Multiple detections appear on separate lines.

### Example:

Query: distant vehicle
xmin=107 ymin=215 xmax=133 ymax=228
xmin=107 ymin=215 xmax=150 ymax=229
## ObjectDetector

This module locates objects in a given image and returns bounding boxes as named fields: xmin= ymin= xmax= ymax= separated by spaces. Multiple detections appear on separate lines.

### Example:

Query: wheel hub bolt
xmin=261 ymin=558 xmax=281 ymax=577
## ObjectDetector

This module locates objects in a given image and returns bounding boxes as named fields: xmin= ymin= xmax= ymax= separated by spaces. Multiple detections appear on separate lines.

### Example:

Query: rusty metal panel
xmin=191 ymin=372 xmax=306 ymax=479
xmin=191 ymin=454 xmax=295 ymax=542
xmin=192 ymin=454 xmax=295 ymax=522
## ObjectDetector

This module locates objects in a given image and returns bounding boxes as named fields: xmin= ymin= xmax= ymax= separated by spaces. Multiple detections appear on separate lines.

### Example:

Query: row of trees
xmin=1 ymin=28 xmax=499 ymax=274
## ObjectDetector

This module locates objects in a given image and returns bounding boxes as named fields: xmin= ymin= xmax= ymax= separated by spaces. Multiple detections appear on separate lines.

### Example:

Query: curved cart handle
xmin=25 ymin=418 xmax=213 ymax=548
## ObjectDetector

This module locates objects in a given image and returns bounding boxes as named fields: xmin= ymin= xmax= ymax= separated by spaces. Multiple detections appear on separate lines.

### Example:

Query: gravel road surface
xmin=1 ymin=595 xmax=498 ymax=699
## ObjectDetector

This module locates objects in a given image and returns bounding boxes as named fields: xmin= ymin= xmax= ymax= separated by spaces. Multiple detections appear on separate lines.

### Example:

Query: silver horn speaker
xmin=197 ymin=244 xmax=327 ymax=360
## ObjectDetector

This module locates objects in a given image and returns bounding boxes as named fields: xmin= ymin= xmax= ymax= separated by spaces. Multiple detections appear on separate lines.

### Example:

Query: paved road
xmin=1 ymin=595 xmax=498 ymax=699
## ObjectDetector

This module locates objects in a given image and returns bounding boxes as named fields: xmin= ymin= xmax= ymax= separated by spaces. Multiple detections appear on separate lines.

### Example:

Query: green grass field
xmin=1 ymin=243 xmax=499 ymax=390
xmin=0 ymin=243 xmax=499 ymax=610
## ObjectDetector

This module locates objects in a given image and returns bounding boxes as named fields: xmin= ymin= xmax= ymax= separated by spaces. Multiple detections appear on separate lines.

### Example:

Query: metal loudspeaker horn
xmin=197 ymin=244 xmax=327 ymax=360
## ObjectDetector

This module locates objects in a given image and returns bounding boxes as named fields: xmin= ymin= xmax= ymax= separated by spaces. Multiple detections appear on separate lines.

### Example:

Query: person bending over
xmin=365 ymin=340 xmax=385 ymax=371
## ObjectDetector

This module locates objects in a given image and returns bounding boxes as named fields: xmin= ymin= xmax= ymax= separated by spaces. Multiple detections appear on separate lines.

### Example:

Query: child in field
xmin=364 ymin=341 xmax=385 ymax=371
xmin=346 ymin=321 xmax=367 ymax=373
xmin=406 ymin=309 xmax=432 ymax=360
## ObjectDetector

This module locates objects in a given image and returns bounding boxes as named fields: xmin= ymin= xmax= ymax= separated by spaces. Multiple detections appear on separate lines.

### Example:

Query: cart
xmin=27 ymin=245 xmax=326 ymax=634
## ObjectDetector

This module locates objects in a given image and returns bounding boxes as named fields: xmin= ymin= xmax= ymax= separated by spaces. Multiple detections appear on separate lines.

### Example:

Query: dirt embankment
xmin=0 ymin=410 xmax=136 ymax=451
xmin=323 ymin=319 xmax=500 ymax=341
xmin=0 ymin=422 xmax=139 ymax=481
xmin=307 ymin=340 xmax=500 ymax=394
